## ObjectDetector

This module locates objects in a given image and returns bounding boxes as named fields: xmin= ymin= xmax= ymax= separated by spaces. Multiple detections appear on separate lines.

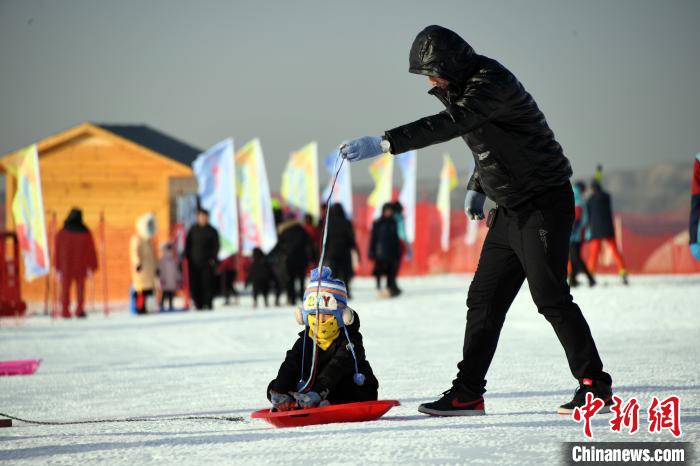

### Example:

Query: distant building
xmin=0 ymin=122 xmax=200 ymax=303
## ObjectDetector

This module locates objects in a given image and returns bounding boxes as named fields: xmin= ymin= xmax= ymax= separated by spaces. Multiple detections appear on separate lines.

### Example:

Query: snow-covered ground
xmin=1 ymin=274 xmax=698 ymax=465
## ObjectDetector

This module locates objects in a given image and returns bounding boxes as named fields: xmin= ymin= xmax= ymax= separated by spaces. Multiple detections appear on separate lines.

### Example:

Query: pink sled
xmin=0 ymin=359 xmax=42 ymax=376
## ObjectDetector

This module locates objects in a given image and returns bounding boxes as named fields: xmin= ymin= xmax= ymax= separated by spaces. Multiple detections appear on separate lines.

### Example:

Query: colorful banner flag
xmin=321 ymin=149 xmax=353 ymax=218
xmin=367 ymin=154 xmax=394 ymax=222
xmin=192 ymin=138 xmax=239 ymax=259
xmin=437 ymin=154 xmax=458 ymax=251
xmin=1 ymin=144 xmax=50 ymax=280
xmin=281 ymin=142 xmax=320 ymax=220
xmin=397 ymin=151 xmax=416 ymax=243
xmin=235 ymin=139 xmax=278 ymax=254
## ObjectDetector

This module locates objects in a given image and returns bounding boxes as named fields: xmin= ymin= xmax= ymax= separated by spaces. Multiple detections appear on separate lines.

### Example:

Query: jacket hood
xmin=63 ymin=208 xmax=88 ymax=233
xmin=409 ymin=25 xmax=477 ymax=85
xmin=135 ymin=213 xmax=157 ymax=239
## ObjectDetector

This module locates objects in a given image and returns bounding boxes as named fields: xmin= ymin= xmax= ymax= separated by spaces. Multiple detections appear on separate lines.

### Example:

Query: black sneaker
xmin=418 ymin=386 xmax=485 ymax=416
xmin=558 ymin=378 xmax=613 ymax=415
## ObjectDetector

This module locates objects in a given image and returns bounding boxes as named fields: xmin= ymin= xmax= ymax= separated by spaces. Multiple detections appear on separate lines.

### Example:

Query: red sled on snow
xmin=0 ymin=359 xmax=42 ymax=376
xmin=251 ymin=399 xmax=400 ymax=428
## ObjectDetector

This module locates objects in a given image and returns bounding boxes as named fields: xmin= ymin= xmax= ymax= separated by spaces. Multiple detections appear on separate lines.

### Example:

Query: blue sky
xmin=1 ymin=0 xmax=698 ymax=188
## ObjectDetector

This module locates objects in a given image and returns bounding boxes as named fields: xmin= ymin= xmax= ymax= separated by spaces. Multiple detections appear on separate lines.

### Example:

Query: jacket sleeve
xmin=86 ymin=232 xmax=98 ymax=272
xmin=466 ymin=166 xmax=484 ymax=194
xmin=368 ymin=223 xmax=378 ymax=259
xmin=211 ymin=229 xmax=220 ymax=262
xmin=314 ymin=333 xmax=367 ymax=395
xmin=269 ymin=336 xmax=304 ymax=397
xmin=54 ymin=230 xmax=64 ymax=272
xmin=184 ymin=230 xmax=192 ymax=261
xmin=129 ymin=236 xmax=141 ymax=270
xmin=384 ymin=83 xmax=505 ymax=155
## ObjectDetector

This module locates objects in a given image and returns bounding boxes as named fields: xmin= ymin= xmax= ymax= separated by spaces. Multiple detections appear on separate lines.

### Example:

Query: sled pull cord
xmin=298 ymin=150 xmax=364 ymax=391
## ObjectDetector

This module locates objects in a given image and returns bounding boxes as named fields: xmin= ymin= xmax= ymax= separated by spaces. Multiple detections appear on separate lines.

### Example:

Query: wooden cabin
xmin=0 ymin=122 xmax=200 ymax=305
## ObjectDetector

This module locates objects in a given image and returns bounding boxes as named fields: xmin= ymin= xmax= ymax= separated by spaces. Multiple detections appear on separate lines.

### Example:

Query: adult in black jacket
xmin=340 ymin=25 xmax=612 ymax=416
xmin=323 ymin=204 xmax=359 ymax=297
xmin=269 ymin=218 xmax=314 ymax=305
xmin=267 ymin=312 xmax=378 ymax=405
xmin=185 ymin=209 xmax=219 ymax=310
xmin=369 ymin=203 xmax=401 ymax=297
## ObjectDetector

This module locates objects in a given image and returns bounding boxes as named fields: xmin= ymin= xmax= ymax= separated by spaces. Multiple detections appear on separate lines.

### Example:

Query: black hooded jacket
xmin=63 ymin=209 xmax=89 ymax=233
xmin=267 ymin=312 xmax=378 ymax=404
xmin=586 ymin=188 xmax=616 ymax=239
xmin=384 ymin=25 xmax=572 ymax=209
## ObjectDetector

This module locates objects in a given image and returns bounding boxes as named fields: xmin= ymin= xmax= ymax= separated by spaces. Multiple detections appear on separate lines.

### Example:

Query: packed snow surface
xmin=1 ymin=274 xmax=698 ymax=465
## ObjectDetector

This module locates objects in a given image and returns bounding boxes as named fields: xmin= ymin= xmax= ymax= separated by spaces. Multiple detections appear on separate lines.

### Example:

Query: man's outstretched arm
xmin=341 ymin=83 xmax=505 ymax=162
xmin=385 ymin=107 xmax=486 ymax=155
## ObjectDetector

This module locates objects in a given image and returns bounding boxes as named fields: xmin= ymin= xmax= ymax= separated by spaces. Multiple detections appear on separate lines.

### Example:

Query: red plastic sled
xmin=0 ymin=359 xmax=42 ymax=376
xmin=251 ymin=399 xmax=400 ymax=428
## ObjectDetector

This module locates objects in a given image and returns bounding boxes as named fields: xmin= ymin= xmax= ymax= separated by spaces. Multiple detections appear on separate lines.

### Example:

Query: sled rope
xmin=298 ymin=151 xmax=345 ymax=393
xmin=0 ymin=411 xmax=244 ymax=426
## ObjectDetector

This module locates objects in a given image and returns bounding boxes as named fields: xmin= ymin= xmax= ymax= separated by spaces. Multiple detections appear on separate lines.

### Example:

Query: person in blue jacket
xmin=690 ymin=153 xmax=700 ymax=260
xmin=569 ymin=181 xmax=596 ymax=287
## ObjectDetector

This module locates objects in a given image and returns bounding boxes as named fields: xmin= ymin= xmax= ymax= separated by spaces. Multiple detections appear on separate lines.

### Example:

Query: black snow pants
xmin=456 ymin=183 xmax=611 ymax=395
xmin=189 ymin=262 xmax=215 ymax=310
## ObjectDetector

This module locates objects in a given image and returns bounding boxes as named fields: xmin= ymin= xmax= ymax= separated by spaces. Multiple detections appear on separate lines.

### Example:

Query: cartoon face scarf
xmin=307 ymin=314 xmax=340 ymax=351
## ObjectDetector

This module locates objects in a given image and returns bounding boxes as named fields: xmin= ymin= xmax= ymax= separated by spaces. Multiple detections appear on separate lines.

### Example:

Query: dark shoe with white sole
xmin=418 ymin=386 xmax=485 ymax=417
xmin=558 ymin=378 xmax=613 ymax=415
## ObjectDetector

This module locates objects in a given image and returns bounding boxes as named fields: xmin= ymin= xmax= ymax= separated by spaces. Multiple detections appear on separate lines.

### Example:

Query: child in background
xmin=267 ymin=267 xmax=378 ymax=410
xmin=217 ymin=254 xmax=239 ymax=305
xmin=158 ymin=242 xmax=180 ymax=311
xmin=246 ymin=248 xmax=278 ymax=308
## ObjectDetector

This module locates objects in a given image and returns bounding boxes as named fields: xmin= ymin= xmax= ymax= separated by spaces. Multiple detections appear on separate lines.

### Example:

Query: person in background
xmin=269 ymin=206 xmax=289 ymax=304
xmin=54 ymin=208 xmax=98 ymax=318
xmin=690 ymin=153 xmax=700 ymax=260
xmin=303 ymin=213 xmax=321 ymax=267
xmin=270 ymin=214 xmax=314 ymax=305
xmin=158 ymin=241 xmax=180 ymax=311
xmin=369 ymin=203 xmax=401 ymax=297
xmin=245 ymin=247 xmax=279 ymax=307
xmin=569 ymin=182 xmax=596 ymax=287
xmin=185 ymin=208 xmax=219 ymax=310
xmin=391 ymin=201 xmax=411 ymax=288
xmin=217 ymin=254 xmax=239 ymax=305
xmin=586 ymin=180 xmax=628 ymax=285
xmin=323 ymin=203 xmax=360 ymax=299
xmin=130 ymin=213 xmax=158 ymax=314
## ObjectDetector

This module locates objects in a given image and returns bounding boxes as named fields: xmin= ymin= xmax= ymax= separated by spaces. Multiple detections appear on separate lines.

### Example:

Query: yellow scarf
xmin=307 ymin=314 xmax=340 ymax=350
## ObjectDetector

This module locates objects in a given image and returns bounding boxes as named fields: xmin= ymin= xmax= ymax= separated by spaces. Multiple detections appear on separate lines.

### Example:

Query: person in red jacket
xmin=54 ymin=208 xmax=98 ymax=318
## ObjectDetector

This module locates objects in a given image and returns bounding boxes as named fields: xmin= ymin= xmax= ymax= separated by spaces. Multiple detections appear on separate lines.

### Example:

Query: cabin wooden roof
xmin=97 ymin=124 xmax=202 ymax=166
xmin=1 ymin=122 xmax=202 ymax=169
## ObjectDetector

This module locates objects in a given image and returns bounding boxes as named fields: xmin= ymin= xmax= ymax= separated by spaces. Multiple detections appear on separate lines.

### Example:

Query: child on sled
xmin=267 ymin=266 xmax=378 ymax=410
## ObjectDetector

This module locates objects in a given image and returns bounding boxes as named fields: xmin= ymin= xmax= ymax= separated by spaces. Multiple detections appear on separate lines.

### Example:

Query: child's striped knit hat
xmin=302 ymin=266 xmax=348 ymax=314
